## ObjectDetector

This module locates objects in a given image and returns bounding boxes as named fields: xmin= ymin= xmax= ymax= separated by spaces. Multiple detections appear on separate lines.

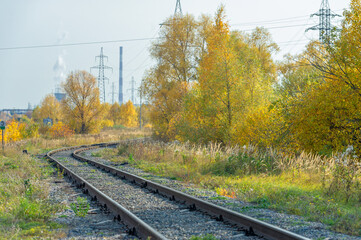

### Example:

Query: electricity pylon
xmin=306 ymin=0 xmax=341 ymax=43
xmin=91 ymin=47 xmax=113 ymax=103
xmin=174 ymin=0 xmax=182 ymax=16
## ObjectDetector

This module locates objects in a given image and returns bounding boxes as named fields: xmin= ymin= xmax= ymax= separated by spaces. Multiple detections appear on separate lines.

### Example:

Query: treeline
xmin=1 ymin=70 xmax=151 ymax=142
xmin=32 ymin=71 xmax=150 ymax=134
xmin=142 ymin=1 xmax=361 ymax=155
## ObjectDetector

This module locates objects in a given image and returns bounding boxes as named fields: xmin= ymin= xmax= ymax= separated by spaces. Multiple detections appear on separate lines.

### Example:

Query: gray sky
xmin=0 ymin=0 xmax=348 ymax=109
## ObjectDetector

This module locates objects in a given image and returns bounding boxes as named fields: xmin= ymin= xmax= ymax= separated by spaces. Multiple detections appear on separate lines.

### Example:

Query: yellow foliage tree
xmin=61 ymin=71 xmax=104 ymax=133
xmin=108 ymin=102 xmax=122 ymax=125
xmin=0 ymin=120 xmax=21 ymax=143
xmin=179 ymin=6 xmax=278 ymax=146
xmin=119 ymin=100 xmax=138 ymax=128
xmin=33 ymin=94 xmax=63 ymax=122
xmin=142 ymin=13 xmax=199 ymax=140
xmin=277 ymin=0 xmax=361 ymax=154
xmin=196 ymin=6 xmax=240 ymax=144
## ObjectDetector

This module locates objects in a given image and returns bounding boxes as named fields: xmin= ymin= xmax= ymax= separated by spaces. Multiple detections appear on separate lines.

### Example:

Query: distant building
xmin=54 ymin=92 xmax=66 ymax=102
xmin=54 ymin=86 xmax=66 ymax=101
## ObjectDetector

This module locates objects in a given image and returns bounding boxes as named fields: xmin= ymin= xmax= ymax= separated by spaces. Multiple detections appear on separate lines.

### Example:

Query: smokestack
xmin=119 ymin=46 xmax=123 ymax=104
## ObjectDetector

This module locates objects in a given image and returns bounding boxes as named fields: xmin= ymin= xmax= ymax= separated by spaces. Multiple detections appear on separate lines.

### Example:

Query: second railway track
xmin=47 ymin=140 xmax=310 ymax=240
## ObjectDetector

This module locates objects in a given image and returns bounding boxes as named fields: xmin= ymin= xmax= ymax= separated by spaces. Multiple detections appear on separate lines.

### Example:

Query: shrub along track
xmin=47 ymin=140 xmax=310 ymax=240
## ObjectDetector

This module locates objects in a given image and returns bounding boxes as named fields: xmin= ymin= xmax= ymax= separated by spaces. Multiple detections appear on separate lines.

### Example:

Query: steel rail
xmin=47 ymin=145 xmax=167 ymax=240
xmin=73 ymin=143 xmax=310 ymax=240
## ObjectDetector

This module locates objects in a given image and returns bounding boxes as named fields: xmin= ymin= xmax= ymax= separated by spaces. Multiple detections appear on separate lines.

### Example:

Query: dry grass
xmin=101 ymin=141 xmax=361 ymax=235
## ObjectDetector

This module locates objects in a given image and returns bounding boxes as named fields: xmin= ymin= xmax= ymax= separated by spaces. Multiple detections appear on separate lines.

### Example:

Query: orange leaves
xmin=49 ymin=121 xmax=74 ymax=138
xmin=216 ymin=187 xmax=236 ymax=199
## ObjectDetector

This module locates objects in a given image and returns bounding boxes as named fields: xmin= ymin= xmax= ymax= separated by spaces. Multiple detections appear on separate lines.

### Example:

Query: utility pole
xmin=0 ymin=121 xmax=5 ymax=155
xmin=110 ymin=82 xmax=117 ymax=104
xmin=127 ymin=76 xmax=136 ymax=104
xmin=139 ymin=87 xmax=142 ymax=129
xmin=306 ymin=0 xmax=341 ymax=43
xmin=119 ymin=47 xmax=124 ymax=105
xmin=91 ymin=47 xmax=113 ymax=103
xmin=174 ymin=0 xmax=183 ymax=16
xmin=131 ymin=77 xmax=135 ymax=103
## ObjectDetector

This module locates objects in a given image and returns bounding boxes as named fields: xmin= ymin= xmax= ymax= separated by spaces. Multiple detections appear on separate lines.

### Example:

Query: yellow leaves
xmin=100 ymin=119 xmax=114 ymax=129
xmin=61 ymin=71 xmax=103 ymax=134
xmin=49 ymin=121 xmax=74 ymax=138
xmin=234 ymin=106 xmax=281 ymax=148
xmin=119 ymin=101 xmax=138 ymax=128
xmin=0 ymin=120 xmax=22 ymax=143
xmin=37 ymin=94 xmax=63 ymax=122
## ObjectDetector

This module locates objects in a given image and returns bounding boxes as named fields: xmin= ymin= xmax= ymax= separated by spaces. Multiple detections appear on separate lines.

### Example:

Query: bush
xmin=49 ymin=122 xmax=74 ymax=138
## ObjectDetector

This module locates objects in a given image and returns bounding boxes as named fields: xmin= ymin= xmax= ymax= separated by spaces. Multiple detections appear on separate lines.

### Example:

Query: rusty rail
xmin=47 ymin=140 xmax=310 ymax=240
xmin=72 ymin=143 xmax=310 ymax=240
xmin=47 ymin=145 xmax=167 ymax=240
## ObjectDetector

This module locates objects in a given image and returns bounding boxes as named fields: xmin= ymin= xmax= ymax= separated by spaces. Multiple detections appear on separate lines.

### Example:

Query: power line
xmin=123 ymin=28 xmax=160 ymax=67
xmin=232 ymin=15 xmax=310 ymax=26
xmin=231 ymin=9 xmax=343 ymax=27
xmin=0 ymin=37 xmax=158 ymax=51
xmin=239 ymin=23 xmax=314 ymax=32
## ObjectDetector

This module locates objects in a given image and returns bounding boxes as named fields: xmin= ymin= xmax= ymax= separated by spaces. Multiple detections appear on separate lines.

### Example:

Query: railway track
xmin=47 ymin=140 xmax=310 ymax=240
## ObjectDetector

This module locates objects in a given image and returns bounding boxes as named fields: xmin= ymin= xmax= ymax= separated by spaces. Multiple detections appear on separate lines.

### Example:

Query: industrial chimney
xmin=119 ymin=46 xmax=123 ymax=104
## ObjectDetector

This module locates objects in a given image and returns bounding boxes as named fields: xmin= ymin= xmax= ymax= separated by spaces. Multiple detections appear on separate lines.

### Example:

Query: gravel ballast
xmin=47 ymin=166 xmax=136 ymax=239
xmin=81 ymin=147 xmax=361 ymax=240
xmin=51 ymin=149 xmax=260 ymax=240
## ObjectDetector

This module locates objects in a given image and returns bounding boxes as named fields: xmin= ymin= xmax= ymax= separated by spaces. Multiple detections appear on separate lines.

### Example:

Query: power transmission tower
xmin=91 ymin=47 xmax=113 ymax=103
xmin=174 ymin=0 xmax=183 ymax=16
xmin=306 ymin=0 xmax=341 ymax=43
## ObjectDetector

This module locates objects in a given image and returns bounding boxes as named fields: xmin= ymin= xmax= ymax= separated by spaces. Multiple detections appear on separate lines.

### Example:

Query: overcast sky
xmin=0 ymin=0 xmax=349 ymax=109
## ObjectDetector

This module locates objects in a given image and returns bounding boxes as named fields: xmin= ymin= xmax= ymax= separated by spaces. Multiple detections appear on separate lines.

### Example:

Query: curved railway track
xmin=47 ymin=140 xmax=310 ymax=240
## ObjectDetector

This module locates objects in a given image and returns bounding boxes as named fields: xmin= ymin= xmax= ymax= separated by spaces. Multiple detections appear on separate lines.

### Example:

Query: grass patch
xmin=0 ymin=128 xmax=150 ymax=239
xmin=99 ymin=141 xmax=361 ymax=236
xmin=0 ymin=149 xmax=64 ymax=238
xmin=190 ymin=234 xmax=218 ymax=240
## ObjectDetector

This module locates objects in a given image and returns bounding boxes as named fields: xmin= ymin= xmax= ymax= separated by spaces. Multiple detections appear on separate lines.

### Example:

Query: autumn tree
xmin=193 ymin=6 xmax=240 ymax=143
xmin=276 ymin=0 xmax=361 ymax=154
xmin=0 ymin=120 xmax=21 ymax=143
xmin=276 ymin=42 xmax=324 ymax=151
xmin=177 ymin=7 xmax=278 ymax=146
xmin=119 ymin=100 xmax=138 ymax=128
xmin=108 ymin=102 xmax=122 ymax=125
xmin=33 ymin=94 xmax=63 ymax=122
xmin=142 ymin=13 xmax=200 ymax=140
xmin=61 ymin=70 xmax=103 ymax=133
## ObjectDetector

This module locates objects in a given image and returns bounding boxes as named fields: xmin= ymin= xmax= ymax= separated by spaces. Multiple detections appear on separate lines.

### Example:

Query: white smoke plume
xmin=53 ymin=30 xmax=69 ymax=93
